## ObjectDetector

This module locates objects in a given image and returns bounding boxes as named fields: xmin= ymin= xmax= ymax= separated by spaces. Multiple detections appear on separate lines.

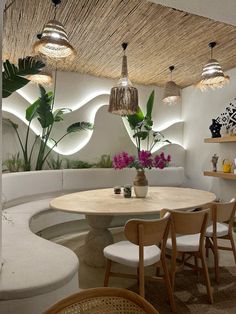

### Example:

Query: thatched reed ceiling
xmin=3 ymin=0 xmax=236 ymax=87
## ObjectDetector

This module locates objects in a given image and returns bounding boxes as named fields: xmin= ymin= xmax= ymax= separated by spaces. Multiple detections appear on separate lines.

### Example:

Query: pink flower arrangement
xmin=113 ymin=150 xmax=171 ymax=170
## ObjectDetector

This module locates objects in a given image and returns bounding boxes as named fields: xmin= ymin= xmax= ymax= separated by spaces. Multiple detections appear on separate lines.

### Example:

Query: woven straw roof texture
xmin=3 ymin=0 xmax=236 ymax=87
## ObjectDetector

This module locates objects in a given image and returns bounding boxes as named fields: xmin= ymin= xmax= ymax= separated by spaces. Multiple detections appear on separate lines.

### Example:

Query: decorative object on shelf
xmin=222 ymin=159 xmax=232 ymax=173
xmin=163 ymin=65 xmax=181 ymax=105
xmin=123 ymin=185 xmax=132 ymax=198
xmin=209 ymin=119 xmax=222 ymax=138
xmin=234 ymin=159 xmax=236 ymax=174
xmin=108 ymin=43 xmax=138 ymax=116
xmin=33 ymin=0 xmax=76 ymax=59
xmin=211 ymin=154 xmax=219 ymax=172
xmin=197 ymin=42 xmax=229 ymax=91
xmin=216 ymin=101 xmax=236 ymax=135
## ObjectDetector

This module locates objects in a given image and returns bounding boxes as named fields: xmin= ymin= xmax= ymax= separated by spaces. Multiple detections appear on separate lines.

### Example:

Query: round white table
xmin=50 ymin=187 xmax=216 ymax=267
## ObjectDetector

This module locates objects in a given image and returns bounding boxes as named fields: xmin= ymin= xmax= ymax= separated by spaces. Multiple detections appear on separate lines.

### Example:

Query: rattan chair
xmin=44 ymin=287 xmax=159 ymax=314
xmin=205 ymin=198 xmax=236 ymax=283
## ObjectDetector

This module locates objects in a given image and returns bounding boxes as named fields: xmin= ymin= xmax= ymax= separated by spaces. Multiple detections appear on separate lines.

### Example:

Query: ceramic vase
xmin=133 ymin=169 xmax=148 ymax=198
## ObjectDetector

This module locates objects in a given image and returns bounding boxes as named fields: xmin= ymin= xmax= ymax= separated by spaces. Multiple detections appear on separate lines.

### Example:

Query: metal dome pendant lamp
xmin=33 ymin=0 xmax=76 ymax=59
xmin=198 ymin=41 xmax=229 ymax=91
xmin=163 ymin=65 xmax=181 ymax=105
xmin=108 ymin=43 xmax=138 ymax=116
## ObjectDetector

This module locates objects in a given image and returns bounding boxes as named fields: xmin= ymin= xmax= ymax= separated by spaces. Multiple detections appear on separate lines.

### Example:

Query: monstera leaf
xmin=2 ymin=57 xmax=45 ymax=98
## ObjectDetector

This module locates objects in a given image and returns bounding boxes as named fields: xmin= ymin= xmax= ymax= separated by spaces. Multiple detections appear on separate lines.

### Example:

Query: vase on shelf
xmin=133 ymin=169 xmax=148 ymax=198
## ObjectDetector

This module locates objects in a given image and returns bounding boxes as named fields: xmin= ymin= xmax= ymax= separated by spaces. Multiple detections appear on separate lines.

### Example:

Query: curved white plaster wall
xmin=2 ymin=71 xmax=185 ymax=165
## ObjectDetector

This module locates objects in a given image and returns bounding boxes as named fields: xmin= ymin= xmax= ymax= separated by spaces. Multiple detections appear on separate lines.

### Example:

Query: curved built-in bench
xmin=1 ymin=167 xmax=184 ymax=314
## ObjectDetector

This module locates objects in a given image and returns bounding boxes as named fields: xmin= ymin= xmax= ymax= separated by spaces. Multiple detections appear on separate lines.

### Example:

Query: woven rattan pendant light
xmin=28 ymin=70 xmax=53 ymax=86
xmin=163 ymin=66 xmax=181 ymax=105
xmin=108 ymin=43 xmax=138 ymax=116
xmin=33 ymin=0 xmax=76 ymax=59
xmin=197 ymin=42 xmax=229 ymax=91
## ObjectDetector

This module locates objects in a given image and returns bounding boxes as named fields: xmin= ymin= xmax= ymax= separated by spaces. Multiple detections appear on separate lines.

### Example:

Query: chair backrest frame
xmin=44 ymin=287 xmax=159 ymax=314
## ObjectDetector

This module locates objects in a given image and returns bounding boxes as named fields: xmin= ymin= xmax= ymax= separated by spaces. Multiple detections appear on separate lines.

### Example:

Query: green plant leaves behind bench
xmin=67 ymin=122 xmax=93 ymax=133
xmin=2 ymin=57 xmax=45 ymax=98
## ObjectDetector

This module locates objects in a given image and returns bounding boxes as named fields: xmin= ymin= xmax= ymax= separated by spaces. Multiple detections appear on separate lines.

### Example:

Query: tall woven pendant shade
xmin=108 ymin=43 xmax=138 ymax=116
xmin=33 ymin=19 xmax=76 ymax=59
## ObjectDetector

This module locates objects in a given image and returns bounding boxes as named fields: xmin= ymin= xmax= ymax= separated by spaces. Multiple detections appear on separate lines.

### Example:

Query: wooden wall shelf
xmin=204 ymin=136 xmax=236 ymax=143
xmin=204 ymin=171 xmax=236 ymax=180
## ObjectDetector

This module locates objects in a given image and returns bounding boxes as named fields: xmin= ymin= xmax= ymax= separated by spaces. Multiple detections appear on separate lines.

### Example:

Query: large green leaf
xmin=2 ymin=57 xmax=45 ymax=98
xmin=53 ymin=108 xmax=72 ymax=122
xmin=126 ymin=107 xmax=144 ymax=129
xmin=133 ymin=131 xmax=149 ymax=140
xmin=67 ymin=122 xmax=93 ymax=133
xmin=36 ymin=85 xmax=54 ymax=128
xmin=146 ymin=90 xmax=154 ymax=120
xmin=25 ymin=99 xmax=40 ymax=122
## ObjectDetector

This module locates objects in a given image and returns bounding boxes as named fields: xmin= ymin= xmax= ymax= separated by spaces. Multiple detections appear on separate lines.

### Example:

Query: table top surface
xmin=50 ymin=187 xmax=216 ymax=216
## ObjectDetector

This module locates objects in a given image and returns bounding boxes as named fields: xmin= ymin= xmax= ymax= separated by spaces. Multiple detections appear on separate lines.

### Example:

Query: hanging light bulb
xmin=197 ymin=42 xmax=229 ymax=91
xmin=33 ymin=0 xmax=76 ymax=59
xmin=163 ymin=66 xmax=181 ymax=105
xmin=108 ymin=43 xmax=138 ymax=116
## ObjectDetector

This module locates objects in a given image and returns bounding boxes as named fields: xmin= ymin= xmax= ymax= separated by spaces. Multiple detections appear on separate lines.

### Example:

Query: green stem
xmin=40 ymin=132 xmax=68 ymax=167
xmin=29 ymin=135 xmax=39 ymax=163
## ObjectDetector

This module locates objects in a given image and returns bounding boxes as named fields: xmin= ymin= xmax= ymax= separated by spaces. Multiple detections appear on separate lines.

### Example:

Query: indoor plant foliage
xmin=113 ymin=91 xmax=171 ymax=197
xmin=8 ymin=85 xmax=93 ymax=171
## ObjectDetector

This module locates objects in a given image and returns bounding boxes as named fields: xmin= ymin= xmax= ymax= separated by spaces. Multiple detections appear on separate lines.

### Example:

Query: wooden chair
xmin=205 ymin=198 xmax=236 ymax=283
xmin=165 ymin=209 xmax=213 ymax=304
xmin=44 ymin=287 xmax=159 ymax=314
xmin=103 ymin=214 xmax=176 ymax=312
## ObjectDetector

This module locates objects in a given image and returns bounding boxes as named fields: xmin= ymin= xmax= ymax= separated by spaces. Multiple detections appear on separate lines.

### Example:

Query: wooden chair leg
xmin=104 ymin=259 xmax=112 ymax=287
xmin=194 ymin=255 xmax=199 ymax=280
xmin=138 ymin=263 xmax=145 ymax=298
xmin=170 ymin=251 xmax=177 ymax=290
xmin=229 ymin=232 xmax=236 ymax=263
xmin=212 ymin=236 xmax=219 ymax=283
xmin=161 ymin=255 xmax=176 ymax=312
xmin=200 ymin=252 xmax=213 ymax=304
xmin=205 ymin=238 xmax=209 ymax=258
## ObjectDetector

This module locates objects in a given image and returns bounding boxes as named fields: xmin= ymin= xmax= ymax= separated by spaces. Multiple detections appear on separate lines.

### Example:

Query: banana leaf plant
xmin=8 ymin=85 xmax=93 ymax=171
xmin=2 ymin=57 xmax=45 ymax=98
xmin=126 ymin=90 xmax=170 ymax=153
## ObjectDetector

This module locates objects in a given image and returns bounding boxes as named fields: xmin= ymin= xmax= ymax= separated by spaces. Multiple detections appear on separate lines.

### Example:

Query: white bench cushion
xmin=205 ymin=223 xmax=229 ymax=237
xmin=104 ymin=241 xmax=161 ymax=267
xmin=166 ymin=234 xmax=200 ymax=252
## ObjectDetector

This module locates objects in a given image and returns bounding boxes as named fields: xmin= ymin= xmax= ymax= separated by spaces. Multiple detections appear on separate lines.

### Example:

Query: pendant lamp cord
xmin=169 ymin=65 xmax=174 ymax=81
xmin=52 ymin=0 xmax=61 ymax=19
xmin=52 ymin=66 xmax=58 ymax=111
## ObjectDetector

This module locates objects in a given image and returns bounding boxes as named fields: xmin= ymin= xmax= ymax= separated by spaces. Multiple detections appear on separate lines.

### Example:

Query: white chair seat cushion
xmin=205 ymin=222 xmax=229 ymax=237
xmin=103 ymin=241 xmax=161 ymax=267
xmin=166 ymin=234 xmax=200 ymax=252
